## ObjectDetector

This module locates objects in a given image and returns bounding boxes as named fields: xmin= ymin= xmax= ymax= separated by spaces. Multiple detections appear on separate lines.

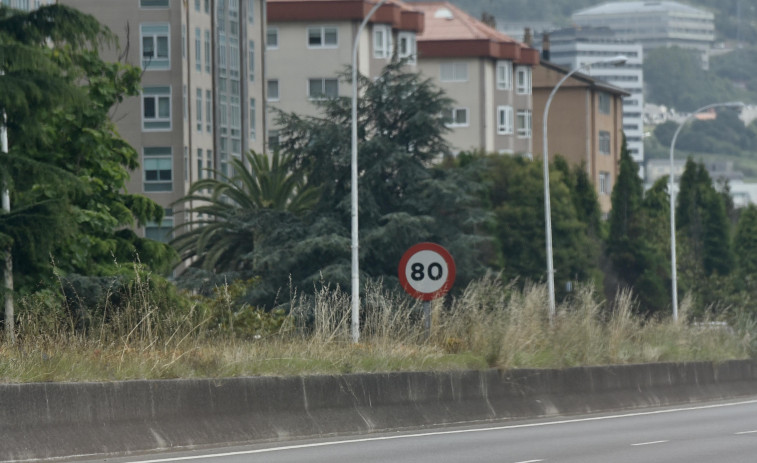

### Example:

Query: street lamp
xmin=351 ymin=0 xmax=389 ymax=343
xmin=542 ymin=55 xmax=627 ymax=322
xmin=668 ymin=101 xmax=745 ymax=322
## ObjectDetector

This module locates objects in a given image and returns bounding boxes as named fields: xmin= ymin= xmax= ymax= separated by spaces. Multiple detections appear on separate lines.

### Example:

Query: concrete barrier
xmin=1 ymin=360 xmax=756 ymax=462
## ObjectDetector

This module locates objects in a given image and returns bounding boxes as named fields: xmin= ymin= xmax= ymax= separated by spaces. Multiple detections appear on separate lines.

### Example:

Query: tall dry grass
xmin=0 ymin=272 xmax=752 ymax=383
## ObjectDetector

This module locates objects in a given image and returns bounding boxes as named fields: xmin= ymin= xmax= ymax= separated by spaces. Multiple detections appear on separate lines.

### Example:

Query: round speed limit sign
xmin=398 ymin=242 xmax=456 ymax=301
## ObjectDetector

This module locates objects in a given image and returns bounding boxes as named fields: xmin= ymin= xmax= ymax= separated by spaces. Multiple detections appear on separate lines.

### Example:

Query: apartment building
xmin=543 ymin=27 xmax=645 ymax=178
xmin=0 ymin=0 xmax=53 ymax=9
xmin=266 ymin=0 xmax=423 ymax=146
xmin=532 ymin=61 xmax=629 ymax=214
xmin=572 ymin=1 xmax=714 ymax=68
xmin=60 ymin=0 xmax=266 ymax=242
xmin=413 ymin=2 xmax=539 ymax=156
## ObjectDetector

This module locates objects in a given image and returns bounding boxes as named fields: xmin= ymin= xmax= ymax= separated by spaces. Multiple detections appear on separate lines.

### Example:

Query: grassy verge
xmin=1 ymin=273 xmax=753 ymax=383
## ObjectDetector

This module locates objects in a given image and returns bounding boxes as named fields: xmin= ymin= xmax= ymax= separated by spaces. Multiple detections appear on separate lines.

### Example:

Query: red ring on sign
xmin=398 ymin=242 xmax=456 ymax=301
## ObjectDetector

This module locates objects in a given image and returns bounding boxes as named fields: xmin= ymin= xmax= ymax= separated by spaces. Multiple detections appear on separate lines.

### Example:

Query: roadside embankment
xmin=2 ymin=360 xmax=756 ymax=462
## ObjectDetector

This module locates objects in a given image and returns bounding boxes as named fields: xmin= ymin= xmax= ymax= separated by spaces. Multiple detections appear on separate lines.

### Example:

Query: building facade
xmin=572 ymin=1 xmax=715 ymax=68
xmin=60 ymin=0 xmax=266 ymax=243
xmin=532 ymin=61 xmax=629 ymax=214
xmin=413 ymin=2 xmax=539 ymax=156
xmin=543 ymin=27 xmax=645 ymax=177
xmin=266 ymin=0 xmax=423 ymax=146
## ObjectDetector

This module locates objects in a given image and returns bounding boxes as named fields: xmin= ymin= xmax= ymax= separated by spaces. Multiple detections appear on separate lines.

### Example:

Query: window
xmin=497 ymin=105 xmax=513 ymax=134
xmin=516 ymin=109 xmax=532 ymax=138
xmin=182 ymin=85 xmax=187 ymax=120
xmin=599 ymin=171 xmax=611 ymax=195
xmin=516 ymin=66 xmax=531 ymax=94
xmin=373 ymin=24 xmax=392 ymax=59
xmin=218 ymin=32 xmax=227 ymax=71
xmin=267 ymin=79 xmax=279 ymax=101
xmin=142 ymin=86 xmax=171 ymax=130
xmin=194 ymin=0 xmax=200 ymax=11
xmin=599 ymin=130 xmax=611 ymax=155
xmin=196 ymin=88 xmax=202 ymax=132
xmin=204 ymin=29 xmax=211 ymax=73
xmin=599 ymin=92 xmax=611 ymax=114
xmin=206 ymin=89 xmax=212 ymax=132
xmin=229 ymin=41 xmax=240 ymax=78
xmin=141 ymin=24 xmax=169 ymax=70
xmin=308 ymin=78 xmax=338 ymax=100
xmin=206 ymin=149 xmax=213 ymax=175
xmin=197 ymin=149 xmax=203 ymax=180
xmin=140 ymin=0 xmax=169 ymax=7
xmin=268 ymin=130 xmax=280 ymax=150
xmin=248 ymin=0 xmax=254 ymax=23
xmin=249 ymin=98 xmax=256 ymax=140
xmin=195 ymin=28 xmax=201 ymax=71
xmin=181 ymin=24 xmax=186 ymax=59
xmin=145 ymin=210 xmax=174 ymax=243
xmin=444 ymin=108 xmax=468 ymax=127
xmin=398 ymin=32 xmax=415 ymax=64
xmin=204 ymin=0 xmax=209 ymax=13
xmin=267 ymin=28 xmax=278 ymax=49
xmin=143 ymin=147 xmax=172 ymax=191
xmin=184 ymin=146 xmax=188 ymax=181
xmin=440 ymin=62 xmax=467 ymax=82
xmin=308 ymin=26 xmax=337 ymax=48
xmin=496 ymin=61 xmax=512 ymax=90
xmin=248 ymin=40 xmax=255 ymax=81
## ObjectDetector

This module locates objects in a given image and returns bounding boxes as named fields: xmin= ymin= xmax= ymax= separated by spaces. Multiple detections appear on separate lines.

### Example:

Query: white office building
xmin=544 ymin=27 xmax=645 ymax=177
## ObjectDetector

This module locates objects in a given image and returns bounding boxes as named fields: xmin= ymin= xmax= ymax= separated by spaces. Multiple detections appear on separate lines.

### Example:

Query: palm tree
xmin=171 ymin=150 xmax=320 ymax=274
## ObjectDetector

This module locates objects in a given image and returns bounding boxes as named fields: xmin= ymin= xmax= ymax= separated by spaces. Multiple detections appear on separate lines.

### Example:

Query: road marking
xmin=631 ymin=440 xmax=669 ymax=446
xmin=514 ymin=460 xmax=543 ymax=463
xmin=127 ymin=399 xmax=757 ymax=463
xmin=735 ymin=430 xmax=757 ymax=435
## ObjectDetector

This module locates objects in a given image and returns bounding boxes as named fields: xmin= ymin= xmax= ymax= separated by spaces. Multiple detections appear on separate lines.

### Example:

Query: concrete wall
xmin=2 ymin=361 xmax=757 ymax=462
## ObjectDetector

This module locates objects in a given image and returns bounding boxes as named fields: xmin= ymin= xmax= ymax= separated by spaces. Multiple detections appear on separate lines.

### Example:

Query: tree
xmin=0 ymin=5 xmax=173 ymax=338
xmin=734 ymin=204 xmax=757 ymax=280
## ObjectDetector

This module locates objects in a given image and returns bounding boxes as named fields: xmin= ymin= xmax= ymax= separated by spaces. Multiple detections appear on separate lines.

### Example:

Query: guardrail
xmin=1 ymin=360 xmax=756 ymax=462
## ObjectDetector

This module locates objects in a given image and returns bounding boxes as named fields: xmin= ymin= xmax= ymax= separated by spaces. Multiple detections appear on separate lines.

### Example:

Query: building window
xmin=140 ymin=24 xmax=170 ymax=70
xmin=182 ymin=84 xmax=187 ymax=120
xmin=194 ymin=0 xmax=200 ymax=11
xmin=268 ymin=130 xmax=280 ymax=150
xmin=248 ymin=0 xmax=254 ymax=23
xmin=249 ymin=98 xmax=256 ymax=140
xmin=599 ymin=92 xmax=611 ymax=115
xmin=267 ymin=79 xmax=279 ymax=101
xmin=373 ymin=24 xmax=392 ymax=59
xmin=204 ymin=29 xmax=211 ymax=73
xmin=516 ymin=66 xmax=531 ymax=95
xmin=496 ymin=61 xmax=512 ymax=90
xmin=308 ymin=26 xmax=338 ymax=48
xmin=308 ymin=78 xmax=338 ymax=100
xmin=599 ymin=130 xmax=611 ymax=155
xmin=398 ymin=32 xmax=416 ymax=64
xmin=181 ymin=24 xmax=186 ymax=59
xmin=440 ymin=62 xmax=467 ymax=82
xmin=599 ymin=171 xmax=611 ymax=195
xmin=140 ymin=0 xmax=169 ymax=7
xmin=143 ymin=147 xmax=172 ymax=192
xmin=267 ymin=28 xmax=278 ymax=49
xmin=197 ymin=148 xmax=203 ymax=180
xmin=206 ymin=89 xmax=212 ymax=132
xmin=206 ymin=149 xmax=213 ymax=175
xmin=145 ymin=210 xmax=174 ymax=243
xmin=229 ymin=41 xmax=240 ymax=78
xmin=142 ymin=86 xmax=171 ymax=131
xmin=195 ymin=28 xmax=201 ymax=72
xmin=516 ymin=109 xmax=532 ymax=138
xmin=204 ymin=0 xmax=210 ymax=13
xmin=497 ymin=105 xmax=513 ymax=134
xmin=248 ymin=40 xmax=255 ymax=82
xmin=444 ymin=107 xmax=468 ymax=127
xmin=218 ymin=31 xmax=227 ymax=72
xmin=196 ymin=88 xmax=202 ymax=132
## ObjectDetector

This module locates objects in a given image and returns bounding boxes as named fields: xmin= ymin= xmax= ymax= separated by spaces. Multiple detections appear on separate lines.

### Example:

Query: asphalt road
xmin=80 ymin=399 xmax=757 ymax=463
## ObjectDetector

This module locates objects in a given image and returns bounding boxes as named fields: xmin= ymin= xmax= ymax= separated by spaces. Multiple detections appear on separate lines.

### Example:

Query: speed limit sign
xmin=398 ymin=242 xmax=456 ymax=301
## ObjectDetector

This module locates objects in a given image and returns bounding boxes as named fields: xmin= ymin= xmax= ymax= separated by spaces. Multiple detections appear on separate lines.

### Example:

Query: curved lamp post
xmin=668 ymin=101 xmax=745 ymax=322
xmin=351 ymin=0 xmax=389 ymax=343
xmin=542 ymin=55 xmax=627 ymax=322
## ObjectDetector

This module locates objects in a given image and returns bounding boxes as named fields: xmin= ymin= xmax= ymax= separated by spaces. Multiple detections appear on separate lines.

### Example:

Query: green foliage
xmin=734 ymin=205 xmax=757 ymax=278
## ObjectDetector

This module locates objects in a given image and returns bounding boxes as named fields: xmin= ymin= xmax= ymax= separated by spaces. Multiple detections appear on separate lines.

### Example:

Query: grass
xmin=0 ymin=272 xmax=753 ymax=383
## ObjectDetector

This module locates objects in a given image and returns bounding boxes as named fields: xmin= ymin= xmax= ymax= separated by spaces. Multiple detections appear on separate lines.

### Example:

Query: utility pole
xmin=1 ymin=108 xmax=13 ymax=344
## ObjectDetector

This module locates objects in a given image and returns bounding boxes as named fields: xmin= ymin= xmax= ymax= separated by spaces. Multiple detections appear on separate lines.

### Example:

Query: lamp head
xmin=605 ymin=55 xmax=628 ymax=66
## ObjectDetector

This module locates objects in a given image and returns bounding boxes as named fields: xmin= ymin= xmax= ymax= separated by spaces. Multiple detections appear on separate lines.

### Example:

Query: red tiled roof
xmin=267 ymin=0 xmax=424 ymax=33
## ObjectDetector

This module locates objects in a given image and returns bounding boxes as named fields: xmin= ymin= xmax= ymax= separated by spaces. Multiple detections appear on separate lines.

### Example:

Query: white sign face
xmin=403 ymin=249 xmax=450 ymax=294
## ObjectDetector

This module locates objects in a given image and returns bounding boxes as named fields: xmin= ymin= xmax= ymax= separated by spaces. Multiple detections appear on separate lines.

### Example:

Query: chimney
xmin=523 ymin=27 xmax=533 ymax=47
xmin=542 ymin=33 xmax=550 ymax=61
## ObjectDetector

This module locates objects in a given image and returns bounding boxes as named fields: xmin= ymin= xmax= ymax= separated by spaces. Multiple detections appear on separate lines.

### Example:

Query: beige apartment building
xmin=265 ymin=0 xmax=423 ymax=145
xmin=532 ymin=60 xmax=628 ymax=214
xmin=61 ymin=0 xmax=266 ymax=242
xmin=413 ymin=2 xmax=539 ymax=155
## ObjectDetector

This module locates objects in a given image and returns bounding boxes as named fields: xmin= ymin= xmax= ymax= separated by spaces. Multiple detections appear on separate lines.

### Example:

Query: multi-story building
xmin=572 ymin=1 xmax=714 ymax=68
xmin=532 ymin=60 xmax=629 ymax=214
xmin=542 ymin=27 xmax=645 ymax=177
xmin=1 ymin=0 xmax=53 ymax=10
xmin=412 ymin=2 xmax=539 ymax=156
xmin=60 ymin=0 xmax=266 ymax=244
xmin=266 ymin=0 xmax=423 ymax=146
